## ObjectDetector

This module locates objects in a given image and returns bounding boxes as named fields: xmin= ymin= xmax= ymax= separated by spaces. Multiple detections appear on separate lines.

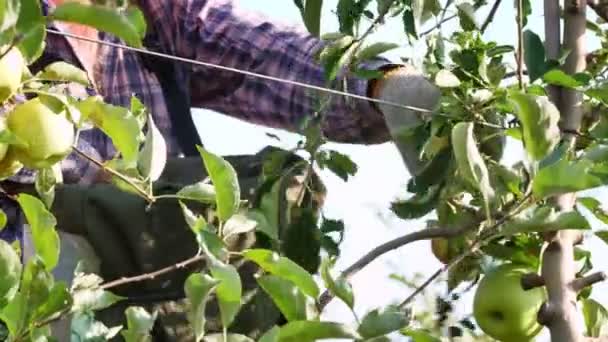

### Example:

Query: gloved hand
xmin=370 ymin=64 xmax=441 ymax=176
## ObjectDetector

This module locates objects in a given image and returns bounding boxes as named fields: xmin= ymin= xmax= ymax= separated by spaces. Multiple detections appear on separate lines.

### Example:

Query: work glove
xmin=371 ymin=64 xmax=441 ymax=176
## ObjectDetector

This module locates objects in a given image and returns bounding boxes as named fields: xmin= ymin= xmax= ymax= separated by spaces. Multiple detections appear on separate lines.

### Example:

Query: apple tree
xmin=0 ymin=0 xmax=607 ymax=341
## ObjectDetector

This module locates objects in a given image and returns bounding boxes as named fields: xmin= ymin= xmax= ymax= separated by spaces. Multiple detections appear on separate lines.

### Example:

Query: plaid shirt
xmin=0 ymin=0 xmax=391 ymax=245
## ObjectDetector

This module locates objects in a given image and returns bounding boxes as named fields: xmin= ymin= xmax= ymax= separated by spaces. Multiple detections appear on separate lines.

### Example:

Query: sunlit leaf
xmin=578 ymin=197 xmax=608 ymax=224
xmin=355 ymin=42 xmax=399 ymax=63
xmin=197 ymin=146 xmax=240 ymax=222
xmin=502 ymin=206 xmax=590 ymax=235
xmin=138 ymin=114 xmax=167 ymax=182
xmin=77 ymin=96 xmax=143 ymax=167
xmin=435 ymin=69 xmax=461 ymax=88
xmin=184 ymin=273 xmax=220 ymax=342
xmin=456 ymin=2 xmax=478 ymax=31
xmin=320 ymin=258 xmax=354 ymax=310
xmin=50 ymin=2 xmax=146 ymax=47
xmin=508 ymin=91 xmax=560 ymax=161
xmin=37 ymin=61 xmax=89 ymax=85
xmin=222 ymin=212 xmax=258 ymax=240
xmin=451 ymin=122 xmax=495 ymax=215
xmin=176 ymin=182 xmax=216 ymax=204
xmin=242 ymin=249 xmax=320 ymax=298
xmin=206 ymin=257 xmax=241 ymax=328
xmin=259 ymin=326 xmax=280 ymax=342
xmin=358 ymin=305 xmax=411 ymax=339
xmin=121 ymin=306 xmax=157 ymax=342
xmin=0 ymin=240 xmax=21 ymax=307
xmin=583 ymin=298 xmax=608 ymax=337
xmin=16 ymin=194 xmax=60 ymax=270
xmin=532 ymin=159 xmax=605 ymax=198
xmin=277 ymin=321 xmax=361 ymax=341
xmin=16 ymin=0 xmax=45 ymax=62
xmin=257 ymin=275 xmax=310 ymax=322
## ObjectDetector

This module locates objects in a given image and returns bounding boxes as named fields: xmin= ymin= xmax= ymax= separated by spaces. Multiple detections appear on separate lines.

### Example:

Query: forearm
xmin=140 ymin=0 xmax=395 ymax=144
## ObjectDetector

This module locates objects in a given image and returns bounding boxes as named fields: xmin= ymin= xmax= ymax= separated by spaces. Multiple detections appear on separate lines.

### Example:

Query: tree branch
xmin=571 ymin=271 xmax=607 ymax=292
xmin=100 ymin=254 xmax=206 ymax=290
xmin=481 ymin=0 xmax=503 ymax=32
xmin=539 ymin=1 xmax=589 ymax=341
xmin=516 ymin=0 xmax=525 ymax=89
xmin=316 ymin=223 xmax=475 ymax=310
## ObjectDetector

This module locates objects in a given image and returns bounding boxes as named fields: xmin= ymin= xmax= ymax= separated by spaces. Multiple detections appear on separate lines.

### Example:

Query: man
xmin=1 ymin=0 xmax=441 ymax=339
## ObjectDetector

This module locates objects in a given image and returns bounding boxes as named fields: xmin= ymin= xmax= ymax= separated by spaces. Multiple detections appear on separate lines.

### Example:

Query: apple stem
xmin=521 ymin=273 xmax=545 ymax=290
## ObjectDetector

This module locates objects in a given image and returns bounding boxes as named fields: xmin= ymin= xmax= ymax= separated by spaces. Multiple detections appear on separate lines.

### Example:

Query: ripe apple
xmin=0 ymin=46 xmax=24 ymax=103
xmin=473 ymin=263 xmax=546 ymax=342
xmin=7 ymin=98 xmax=75 ymax=169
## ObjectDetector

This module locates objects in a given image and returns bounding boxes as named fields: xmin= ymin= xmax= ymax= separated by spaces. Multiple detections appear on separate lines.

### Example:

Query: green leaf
xmin=242 ymin=249 xmax=320 ymax=298
xmin=207 ymin=258 xmax=242 ymax=328
xmin=137 ymin=114 xmax=167 ymax=182
xmin=277 ymin=321 xmax=361 ymax=342
xmin=0 ymin=0 xmax=20 ymax=33
xmin=435 ymin=69 xmax=460 ymax=88
xmin=302 ymin=0 xmax=323 ymax=37
xmin=578 ymin=197 xmax=608 ymax=224
xmin=316 ymin=149 xmax=358 ymax=181
xmin=257 ymin=275 xmax=310 ymax=322
xmin=391 ymin=184 xmax=440 ymax=220
xmin=0 ymin=292 xmax=27 ymax=337
xmin=532 ymin=159 xmax=605 ymax=198
xmin=71 ymin=313 xmax=122 ymax=341
xmin=77 ymin=96 xmax=143 ymax=167
xmin=121 ymin=306 xmax=157 ymax=342
xmin=401 ymin=328 xmax=441 ymax=341
xmin=184 ymin=273 xmax=220 ymax=342
xmin=222 ymin=212 xmax=258 ymax=240
xmin=319 ymin=35 xmax=356 ymax=81
xmin=0 ymin=240 xmax=21 ymax=307
xmin=176 ymin=182 xmax=217 ymax=204
xmin=247 ymin=209 xmax=277 ymax=241
xmin=508 ymin=91 xmax=560 ymax=161
xmin=16 ymin=194 xmax=60 ymax=271
xmin=336 ymin=0 xmax=357 ymax=35
xmin=523 ymin=30 xmax=547 ymax=82
xmin=320 ymin=258 xmax=354 ymax=310
xmin=451 ymin=122 xmax=495 ymax=215
xmin=502 ymin=206 xmax=590 ymax=235
xmin=487 ymin=45 xmax=515 ymax=57
xmin=50 ymin=2 xmax=146 ymax=47
xmin=542 ymin=69 xmax=583 ymax=88
xmin=0 ymin=209 xmax=6 ymax=231
xmin=355 ymin=42 xmax=399 ymax=63
xmin=71 ymin=273 xmax=125 ymax=313
xmin=259 ymin=326 xmax=280 ymax=342
xmin=583 ymin=298 xmax=608 ymax=337
xmin=203 ymin=334 xmax=255 ymax=342
xmin=358 ymin=305 xmax=411 ymax=339
xmin=197 ymin=146 xmax=240 ymax=222
xmin=595 ymin=231 xmax=608 ymax=246
xmin=37 ymin=62 xmax=89 ymax=85
xmin=35 ymin=165 xmax=60 ymax=209
xmin=33 ymin=282 xmax=72 ymax=323
xmin=15 ymin=0 xmax=45 ymax=63
xmin=402 ymin=0 xmax=418 ymax=40
xmin=456 ymin=2 xmax=478 ymax=31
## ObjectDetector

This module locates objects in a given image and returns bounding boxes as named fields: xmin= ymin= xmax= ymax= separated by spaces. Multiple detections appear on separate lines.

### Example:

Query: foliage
xmin=0 ymin=0 xmax=607 ymax=341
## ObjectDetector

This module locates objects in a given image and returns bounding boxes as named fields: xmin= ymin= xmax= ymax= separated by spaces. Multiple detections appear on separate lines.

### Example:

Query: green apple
xmin=7 ymin=98 xmax=75 ymax=169
xmin=0 ymin=46 xmax=24 ymax=103
xmin=473 ymin=263 xmax=546 ymax=342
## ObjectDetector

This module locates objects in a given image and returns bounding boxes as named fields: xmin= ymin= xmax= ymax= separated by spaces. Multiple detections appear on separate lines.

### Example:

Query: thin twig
xmin=100 ymin=254 xmax=206 ymax=290
xmin=71 ymin=146 xmax=154 ymax=203
xmin=571 ymin=271 xmax=607 ymax=292
xmin=420 ymin=14 xmax=458 ymax=36
xmin=480 ymin=0 xmax=503 ymax=32
xmin=516 ymin=0 xmax=525 ymax=90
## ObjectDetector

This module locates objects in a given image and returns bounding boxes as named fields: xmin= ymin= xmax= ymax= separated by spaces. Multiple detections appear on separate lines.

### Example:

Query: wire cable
xmin=45 ymin=28 xmax=433 ymax=114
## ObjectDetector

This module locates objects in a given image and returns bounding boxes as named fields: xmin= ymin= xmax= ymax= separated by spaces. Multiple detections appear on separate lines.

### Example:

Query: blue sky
xmin=192 ymin=1 xmax=608 ymax=340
